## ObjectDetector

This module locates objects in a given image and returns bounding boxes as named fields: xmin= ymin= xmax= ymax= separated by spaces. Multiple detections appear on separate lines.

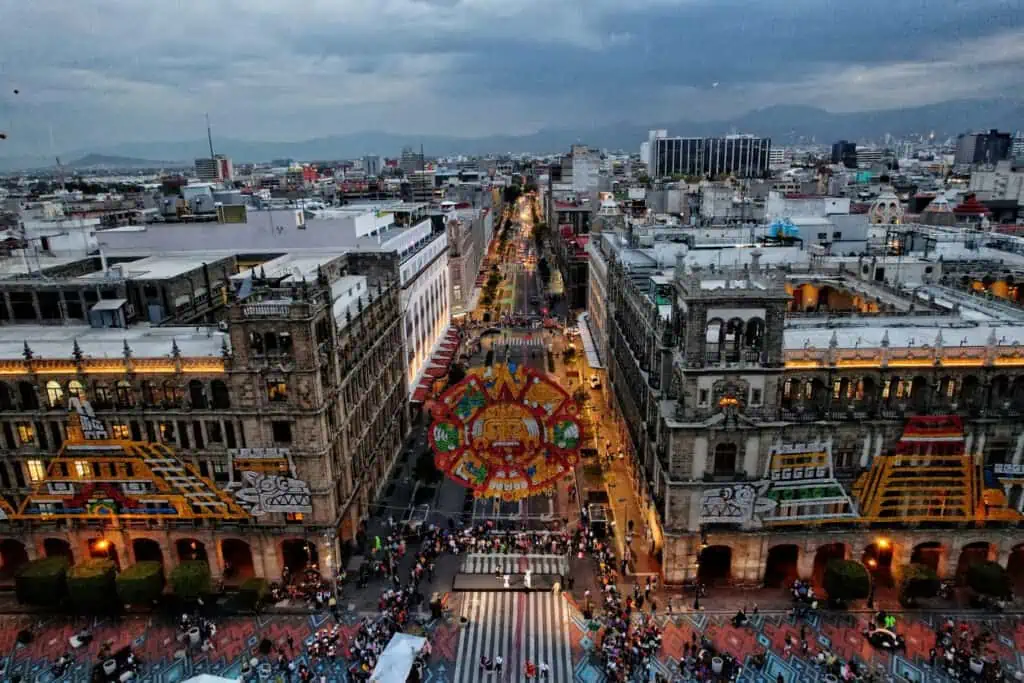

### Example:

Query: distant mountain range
xmin=2 ymin=98 xmax=1021 ymax=172
xmin=67 ymin=154 xmax=192 ymax=169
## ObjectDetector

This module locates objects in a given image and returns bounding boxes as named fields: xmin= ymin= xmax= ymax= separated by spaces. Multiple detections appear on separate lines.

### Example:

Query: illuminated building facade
xmin=603 ymin=243 xmax=1024 ymax=587
xmin=0 ymin=250 xmax=407 ymax=584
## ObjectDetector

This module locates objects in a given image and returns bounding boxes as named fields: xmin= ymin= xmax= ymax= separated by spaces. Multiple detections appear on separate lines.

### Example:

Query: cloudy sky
xmin=1 ymin=0 xmax=1022 ymax=154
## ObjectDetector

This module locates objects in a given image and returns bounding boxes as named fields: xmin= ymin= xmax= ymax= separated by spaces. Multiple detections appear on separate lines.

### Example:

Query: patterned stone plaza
xmin=1 ymin=596 xmax=1021 ymax=682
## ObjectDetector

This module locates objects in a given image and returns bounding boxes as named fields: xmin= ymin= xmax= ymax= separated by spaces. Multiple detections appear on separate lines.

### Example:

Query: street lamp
xmin=866 ymin=557 xmax=878 ymax=608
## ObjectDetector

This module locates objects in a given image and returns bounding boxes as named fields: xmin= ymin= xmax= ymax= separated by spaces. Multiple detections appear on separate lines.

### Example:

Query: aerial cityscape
xmin=2 ymin=2 xmax=1024 ymax=683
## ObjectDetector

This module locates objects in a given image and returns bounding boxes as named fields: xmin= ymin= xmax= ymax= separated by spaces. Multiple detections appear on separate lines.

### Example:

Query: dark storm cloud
xmin=0 ymin=0 xmax=1021 ymax=154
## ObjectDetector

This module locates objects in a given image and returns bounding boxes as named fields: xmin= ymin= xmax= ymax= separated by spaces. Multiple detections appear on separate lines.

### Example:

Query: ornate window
xmin=45 ymin=380 xmax=65 ymax=408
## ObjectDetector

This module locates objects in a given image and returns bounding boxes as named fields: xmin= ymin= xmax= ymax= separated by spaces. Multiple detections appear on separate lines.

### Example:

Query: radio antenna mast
xmin=206 ymin=113 xmax=215 ymax=158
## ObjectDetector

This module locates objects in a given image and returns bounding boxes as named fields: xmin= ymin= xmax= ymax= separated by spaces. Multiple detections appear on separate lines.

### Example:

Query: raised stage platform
xmin=452 ymin=573 xmax=562 ymax=592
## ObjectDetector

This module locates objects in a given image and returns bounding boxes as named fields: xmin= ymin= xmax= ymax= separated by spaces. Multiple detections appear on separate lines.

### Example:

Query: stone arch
xmin=990 ymin=375 xmax=1010 ymax=408
xmin=17 ymin=381 xmax=38 ymax=410
xmin=0 ymin=539 xmax=29 ymax=577
xmin=744 ymin=317 xmax=765 ymax=351
xmin=88 ymin=538 xmax=119 ymax=569
xmin=1006 ymin=544 xmax=1024 ymax=593
xmin=812 ymin=543 xmax=847 ymax=587
xmin=910 ymin=541 xmax=945 ymax=574
xmin=163 ymin=380 xmax=181 ymax=406
xmin=763 ymin=544 xmax=799 ymax=588
xmin=132 ymin=538 xmax=163 ymax=565
xmin=697 ymin=545 xmax=731 ymax=585
xmin=1011 ymin=377 xmax=1024 ymax=412
xmin=962 ymin=374 xmax=982 ymax=411
xmin=45 ymin=380 xmax=64 ymax=409
xmin=282 ymin=538 xmax=319 ymax=577
xmin=175 ymin=538 xmax=209 ymax=564
xmin=955 ymin=541 xmax=994 ymax=582
xmin=67 ymin=379 xmax=85 ymax=400
xmin=910 ymin=376 xmax=929 ymax=412
xmin=221 ymin=538 xmax=255 ymax=583
xmin=43 ymin=538 xmax=73 ymax=563
xmin=249 ymin=331 xmax=264 ymax=354
xmin=723 ymin=318 xmax=745 ymax=361
xmin=188 ymin=380 xmax=208 ymax=409
xmin=116 ymin=379 xmax=134 ymax=407
xmin=705 ymin=318 xmax=724 ymax=362
xmin=862 ymin=541 xmax=895 ymax=587
xmin=210 ymin=380 xmax=231 ymax=409
xmin=0 ymin=382 xmax=12 ymax=411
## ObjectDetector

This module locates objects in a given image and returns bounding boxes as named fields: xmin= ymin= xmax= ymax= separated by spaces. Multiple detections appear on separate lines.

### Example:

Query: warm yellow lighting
xmin=93 ymin=539 xmax=111 ymax=551
xmin=866 ymin=558 xmax=877 ymax=568
xmin=876 ymin=538 xmax=890 ymax=550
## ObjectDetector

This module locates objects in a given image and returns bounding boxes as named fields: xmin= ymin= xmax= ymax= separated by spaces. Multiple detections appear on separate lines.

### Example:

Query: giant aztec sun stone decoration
xmin=428 ymin=364 xmax=582 ymax=500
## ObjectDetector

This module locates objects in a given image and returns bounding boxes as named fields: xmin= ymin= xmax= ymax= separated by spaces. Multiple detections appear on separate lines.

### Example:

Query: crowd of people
xmin=573 ymin=522 xmax=663 ymax=682
xmin=930 ymin=617 xmax=1013 ymax=682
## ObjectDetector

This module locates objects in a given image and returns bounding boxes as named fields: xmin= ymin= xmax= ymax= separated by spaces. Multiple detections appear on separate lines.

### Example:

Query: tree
xmin=823 ymin=559 xmax=871 ymax=604
xmin=170 ymin=560 xmax=212 ymax=601
xmin=239 ymin=577 xmax=270 ymax=611
xmin=68 ymin=559 xmax=118 ymax=613
xmin=15 ymin=556 xmax=68 ymax=607
xmin=967 ymin=561 xmax=1011 ymax=598
xmin=896 ymin=563 xmax=939 ymax=607
xmin=116 ymin=561 xmax=166 ymax=606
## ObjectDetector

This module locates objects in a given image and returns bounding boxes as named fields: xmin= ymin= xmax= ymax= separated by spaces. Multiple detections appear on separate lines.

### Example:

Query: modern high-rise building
xmin=400 ymin=147 xmax=425 ymax=174
xmin=363 ymin=155 xmax=382 ymax=177
xmin=831 ymin=140 xmax=858 ymax=169
xmin=955 ymin=130 xmax=1013 ymax=166
xmin=194 ymin=155 xmax=233 ymax=182
xmin=653 ymin=134 xmax=771 ymax=179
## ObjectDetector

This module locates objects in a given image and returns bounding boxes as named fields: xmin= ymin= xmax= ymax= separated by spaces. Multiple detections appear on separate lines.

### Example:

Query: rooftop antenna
xmin=205 ymin=113 xmax=215 ymax=158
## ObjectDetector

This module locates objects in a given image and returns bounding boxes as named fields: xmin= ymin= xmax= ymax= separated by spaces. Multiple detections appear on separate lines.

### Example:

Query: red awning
xmin=435 ymin=351 xmax=454 ymax=362
xmin=423 ymin=365 xmax=448 ymax=379
xmin=411 ymin=385 xmax=429 ymax=403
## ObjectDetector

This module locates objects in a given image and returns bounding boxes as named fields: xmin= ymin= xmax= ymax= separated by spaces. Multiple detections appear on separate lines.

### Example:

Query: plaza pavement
xmin=1 ymin=586 xmax=1022 ymax=682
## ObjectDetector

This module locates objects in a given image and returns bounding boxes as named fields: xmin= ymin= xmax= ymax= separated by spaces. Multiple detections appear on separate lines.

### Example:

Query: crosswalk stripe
xmin=453 ymin=592 xmax=573 ymax=683
xmin=460 ymin=553 xmax=569 ymax=575
xmin=502 ymin=337 xmax=544 ymax=347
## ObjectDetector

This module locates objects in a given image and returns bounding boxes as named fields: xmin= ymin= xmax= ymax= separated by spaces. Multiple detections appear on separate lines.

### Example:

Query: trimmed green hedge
xmin=823 ymin=559 xmax=871 ymax=602
xmin=239 ymin=577 xmax=269 ymax=609
xmin=898 ymin=563 xmax=939 ymax=605
xmin=116 ymin=561 xmax=165 ymax=606
xmin=967 ymin=560 xmax=1011 ymax=598
xmin=170 ymin=560 xmax=211 ymax=601
xmin=68 ymin=559 xmax=117 ymax=612
xmin=15 ymin=556 xmax=69 ymax=607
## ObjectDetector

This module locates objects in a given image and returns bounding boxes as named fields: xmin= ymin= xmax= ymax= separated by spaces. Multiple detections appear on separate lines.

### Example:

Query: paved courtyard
xmin=1 ymin=595 xmax=1021 ymax=682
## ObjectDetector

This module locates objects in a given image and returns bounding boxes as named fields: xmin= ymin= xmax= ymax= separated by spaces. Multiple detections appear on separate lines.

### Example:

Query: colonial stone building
xmin=601 ymin=236 xmax=1024 ymax=590
xmin=0 ymin=250 xmax=407 ymax=585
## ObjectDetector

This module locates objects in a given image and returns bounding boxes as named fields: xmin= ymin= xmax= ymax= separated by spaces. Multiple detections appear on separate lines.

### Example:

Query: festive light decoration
xmin=428 ymin=364 xmax=582 ymax=501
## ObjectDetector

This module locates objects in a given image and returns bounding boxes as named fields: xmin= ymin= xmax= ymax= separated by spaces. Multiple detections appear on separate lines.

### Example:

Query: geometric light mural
xmin=853 ymin=415 xmax=1022 ymax=524
xmin=15 ymin=399 xmax=249 ymax=520
xmin=428 ymin=364 xmax=582 ymax=501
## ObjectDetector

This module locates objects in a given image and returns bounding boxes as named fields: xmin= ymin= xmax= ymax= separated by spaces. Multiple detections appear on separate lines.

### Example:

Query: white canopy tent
xmin=370 ymin=633 xmax=428 ymax=683
xmin=183 ymin=676 xmax=236 ymax=683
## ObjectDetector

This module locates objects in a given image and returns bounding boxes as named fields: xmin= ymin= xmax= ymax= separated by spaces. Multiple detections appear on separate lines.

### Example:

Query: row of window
xmin=1 ymin=417 xmax=247 ymax=452
xmin=0 ymin=379 xmax=232 ymax=411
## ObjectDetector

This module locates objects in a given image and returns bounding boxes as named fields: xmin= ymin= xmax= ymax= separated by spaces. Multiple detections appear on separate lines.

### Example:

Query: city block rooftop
xmin=592 ymin=221 xmax=1024 ymax=365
